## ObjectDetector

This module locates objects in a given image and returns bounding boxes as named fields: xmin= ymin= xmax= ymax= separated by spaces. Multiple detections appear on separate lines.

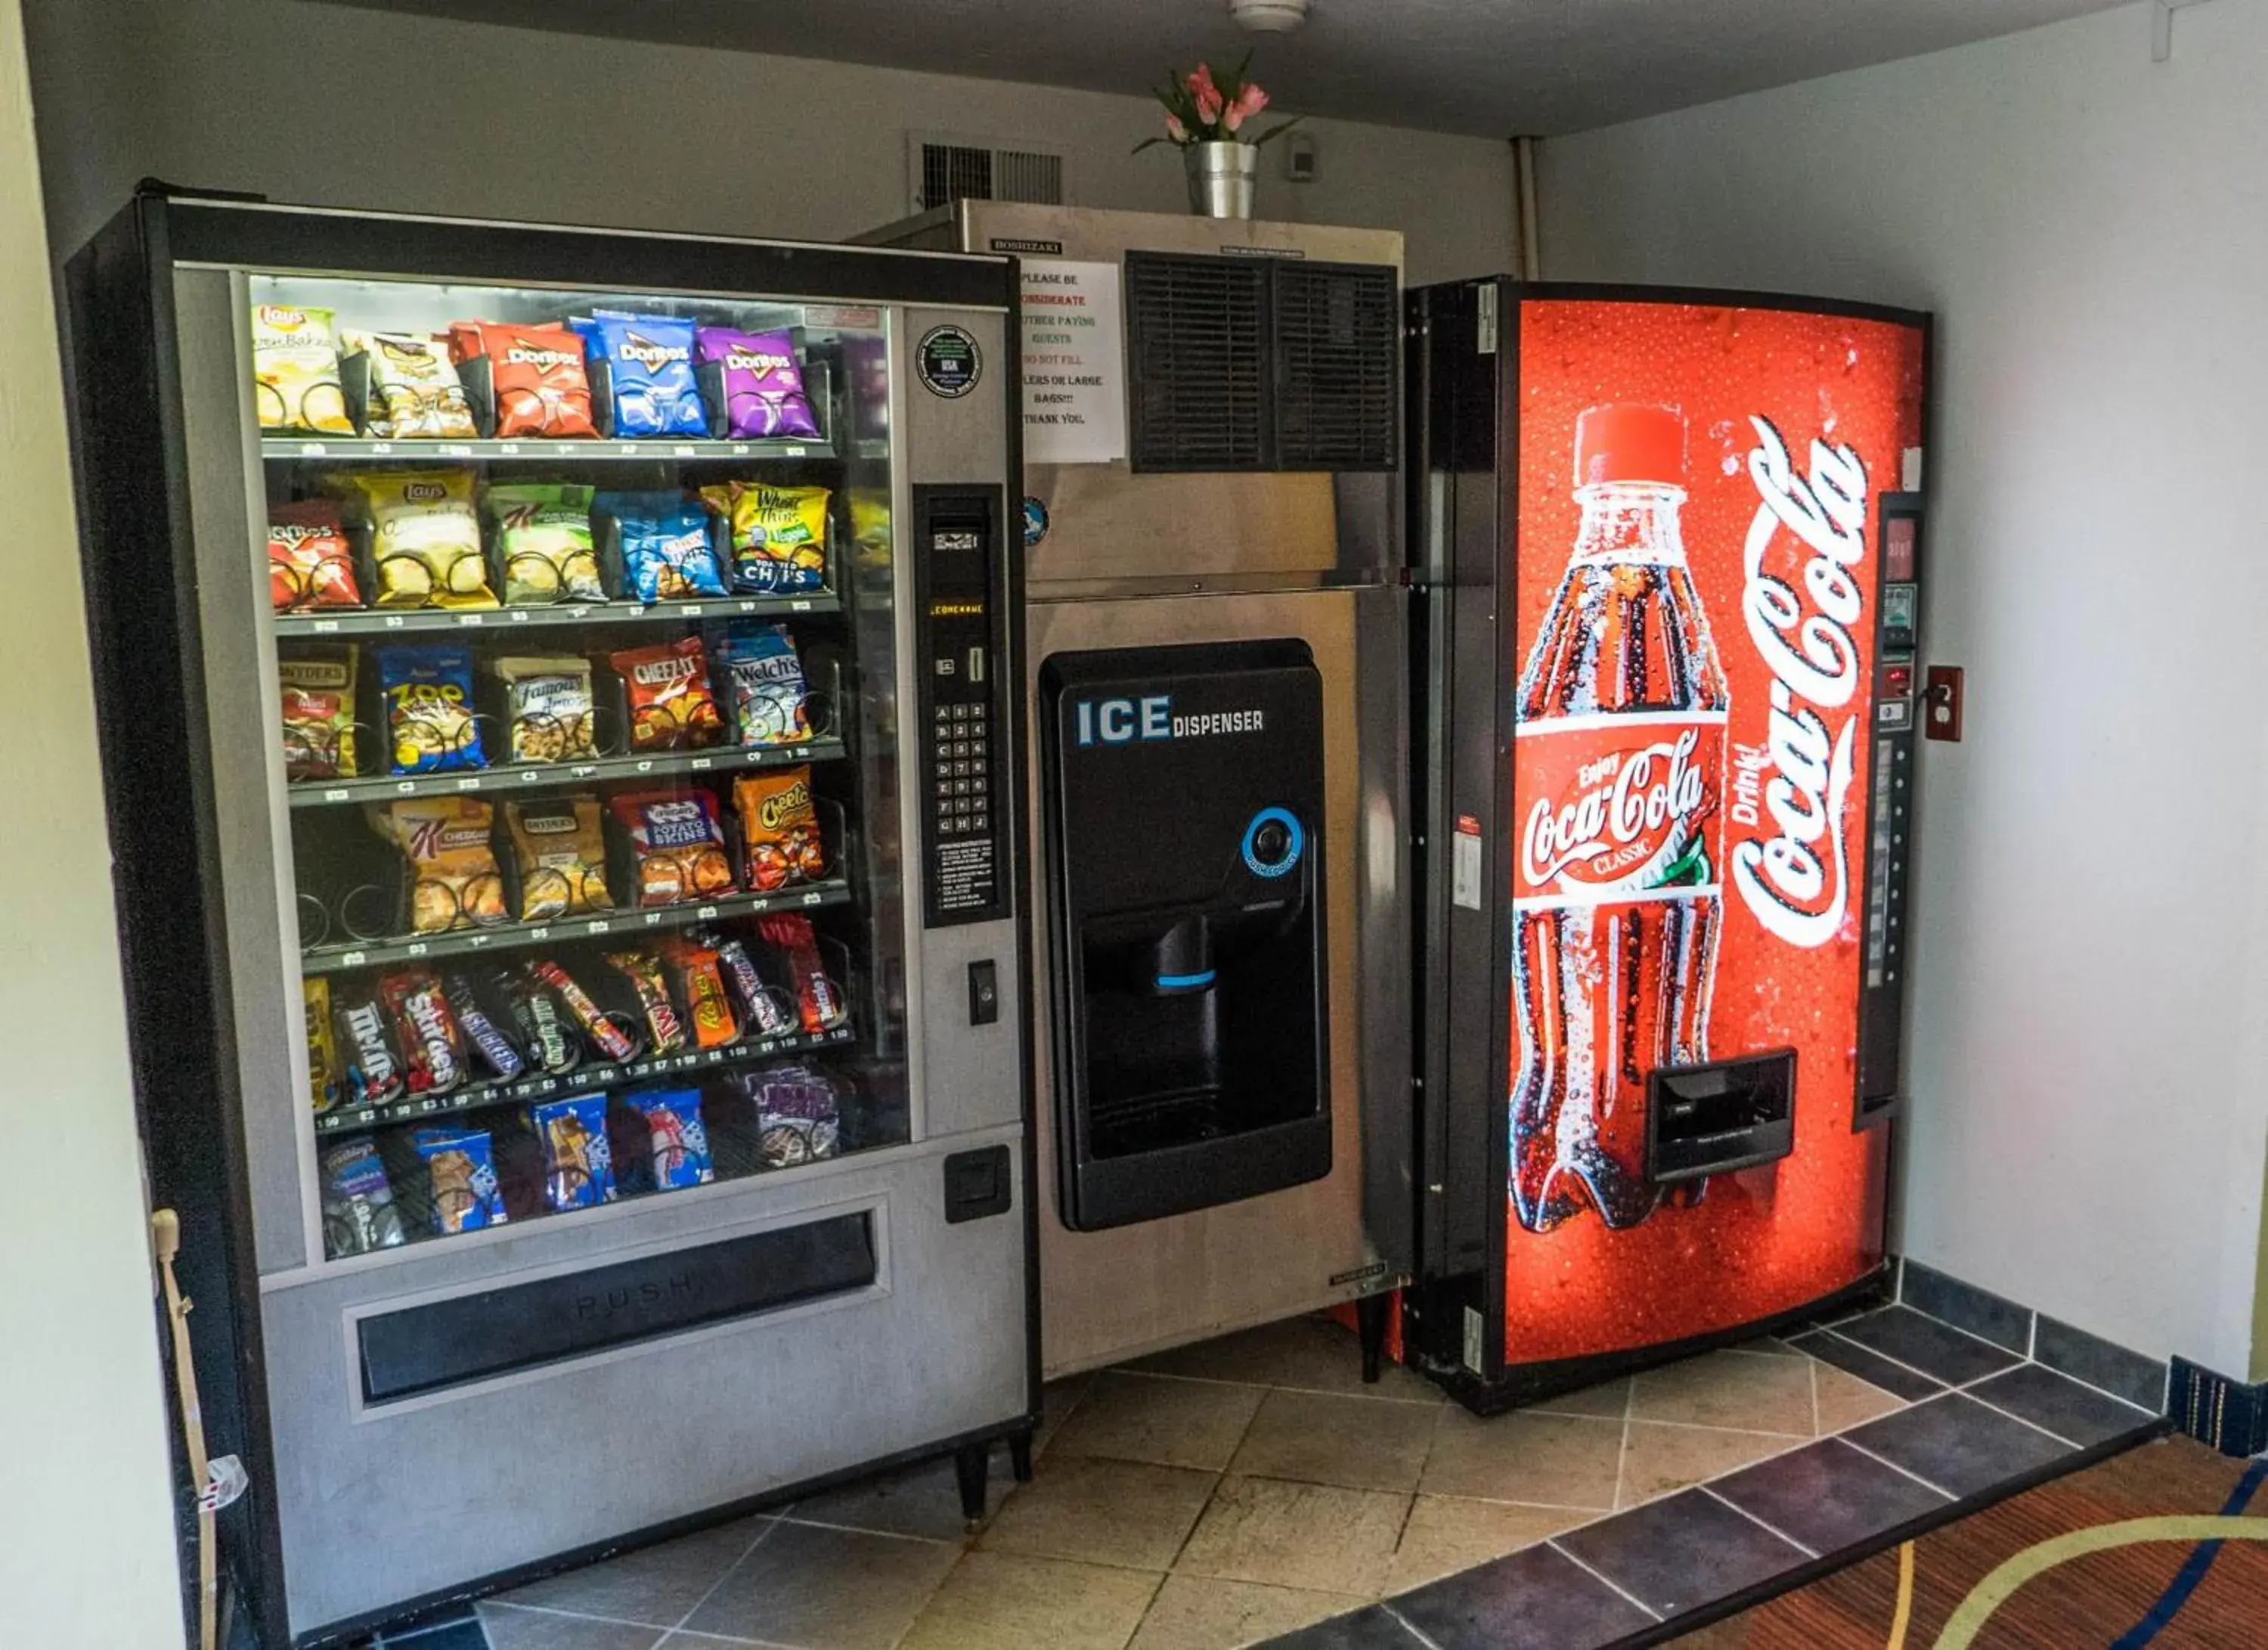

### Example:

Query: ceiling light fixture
xmin=1229 ymin=0 xmax=1309 ymax=33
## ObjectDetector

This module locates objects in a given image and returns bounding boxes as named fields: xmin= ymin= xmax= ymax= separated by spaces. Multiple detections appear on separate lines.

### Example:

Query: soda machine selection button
xmin=1885 ymin=664 xmax=1913 ymax=696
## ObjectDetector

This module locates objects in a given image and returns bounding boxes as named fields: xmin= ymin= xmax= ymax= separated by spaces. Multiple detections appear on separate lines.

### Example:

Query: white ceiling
xmin=334 ymin=0 xmax=2129 ymax=135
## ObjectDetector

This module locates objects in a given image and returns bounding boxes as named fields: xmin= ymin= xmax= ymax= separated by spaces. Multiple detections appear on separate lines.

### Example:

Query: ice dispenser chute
xmin=1040 ymin=640 xmax=1331 ymax=1231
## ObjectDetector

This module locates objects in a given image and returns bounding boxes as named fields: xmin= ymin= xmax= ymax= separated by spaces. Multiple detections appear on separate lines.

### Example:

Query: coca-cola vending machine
xmin=1405 ymin=283 xmax=1930 ymax=1409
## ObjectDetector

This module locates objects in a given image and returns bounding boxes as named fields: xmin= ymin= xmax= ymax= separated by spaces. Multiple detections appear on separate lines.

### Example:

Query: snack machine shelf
xmin=301 ymin=879 xmax=853 ymax=976
xmin=313 ymin=1022 xmax=858 ymax=1135
xmin=273 ymin=587 xmax=841 ymax=640
xmin=261 ymin=436 xmax=836 ymax=464
xmin=290 ymin=737 xmax=847 ymax=809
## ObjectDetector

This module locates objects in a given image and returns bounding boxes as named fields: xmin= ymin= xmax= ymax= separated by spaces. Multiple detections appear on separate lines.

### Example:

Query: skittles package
xmin=714 ymin=624 xmax=812 ymax=747
xmin=448 ymin=321 xmax=596 ymax=439
xmin=702 ymin=482 xmax=829 ymax=595
xmin=375 ymin=644 xmax=485 ymax=774
xmin=696 ymin=327 xmax=820 ymax=440
xmin=573 ymin=311 xmax=708 ymax=439
xmin=596 ymin=491 xmax=728 ymax=603
xmin=252 ymin=303 xmax=354 ymax=435
xmin=532 ymin=1093 xmax=616 ymax=1211
xmin=412 ymin=1127 xmax=507 ymax=1234
xmin=631 ymin=1088 xmax=714 ymax=1189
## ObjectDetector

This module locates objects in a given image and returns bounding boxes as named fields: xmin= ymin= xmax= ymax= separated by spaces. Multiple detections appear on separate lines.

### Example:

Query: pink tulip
xmin=1189 ymin=62 xmax=1224 ymax=124
xmin=1165 ymin=114 xmax=1188 ymax=142
xmin=1222 ymin=105 xmax=1245 ymax=133
xmin=1233 ymin=83 xmax=1269 ymax=119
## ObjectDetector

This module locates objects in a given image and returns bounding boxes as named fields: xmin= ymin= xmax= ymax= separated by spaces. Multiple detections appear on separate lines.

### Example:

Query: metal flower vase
xmin=1185 ymin=141 xmax=1259 ymax=219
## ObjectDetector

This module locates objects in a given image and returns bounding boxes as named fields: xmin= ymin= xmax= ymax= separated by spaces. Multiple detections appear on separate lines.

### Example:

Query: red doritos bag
xmin=448 ymin=321 xmax=596 ymax=439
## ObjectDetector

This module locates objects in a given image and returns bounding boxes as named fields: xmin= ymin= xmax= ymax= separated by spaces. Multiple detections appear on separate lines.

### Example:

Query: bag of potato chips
xmin=342 ymin=330 xmax=478 ymax=440
xmin=702 ymin=482 xmax=829 ymax=595
xmin=342 ymin=469 xmax=496 ymax=609
xmin=375 ymin=796 xmax=507 ymax=934
xmin=485 ymin=482 xmax=604 ymax=606
xmin=253 ymin=303 xmax=355 ymax=435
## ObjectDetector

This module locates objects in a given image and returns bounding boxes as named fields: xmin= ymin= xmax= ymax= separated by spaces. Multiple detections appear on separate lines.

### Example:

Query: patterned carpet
xmin=1678 ymin=1434 xmax=2267 ymax=1648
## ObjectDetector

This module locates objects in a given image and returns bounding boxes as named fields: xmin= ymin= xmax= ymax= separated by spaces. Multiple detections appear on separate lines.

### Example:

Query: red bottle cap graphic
xmin=1575 ymin=403 xmax=1686 ymax=487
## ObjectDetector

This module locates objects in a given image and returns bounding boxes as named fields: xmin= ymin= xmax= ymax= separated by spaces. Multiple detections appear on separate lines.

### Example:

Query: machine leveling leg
xmin=1009 ymin=1429 xmax=1035 ymax=1483
xmin=1357 ymin=1292 xmax=1390 ymax=1385
xmin=953 ymin=1442 xmax=990 ymax=1524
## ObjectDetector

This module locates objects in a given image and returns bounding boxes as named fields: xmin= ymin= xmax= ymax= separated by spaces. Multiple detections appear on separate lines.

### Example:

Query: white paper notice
xmin=1020 ymin=259 xmax=1126 ymax=465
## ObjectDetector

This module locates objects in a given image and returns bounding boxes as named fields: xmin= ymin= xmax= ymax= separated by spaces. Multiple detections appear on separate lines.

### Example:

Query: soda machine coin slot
xmin=1644 ymin=1050 xmax=1797 ymax=1183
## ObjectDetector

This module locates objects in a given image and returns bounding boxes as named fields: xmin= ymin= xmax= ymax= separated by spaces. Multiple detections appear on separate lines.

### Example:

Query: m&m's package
xmin=448 ymin=321 xmax=596 ymax=439
xmin=533 ymin=1093 xmax=616 ymax=1211
xmin=702 ymin=482 xmax=829 ymax=595
xmin=596 ymin=491 xmax=729 ymax=603
xmin=253 ymin=303 xmax=355 ymax=435
xmin=696 ymin=327 xmax=820 ymax=440
xmin=573 ymin=311 xmax=708 ymax=439
xmin=631 ymin=1088 xmax=714 ymax=1189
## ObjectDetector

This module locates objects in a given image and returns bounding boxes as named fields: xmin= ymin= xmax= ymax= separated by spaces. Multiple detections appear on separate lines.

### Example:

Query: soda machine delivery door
xmin=1406 ymin=280 xmax=1930 ymax=1411
xmin=67 ymin=195 xmax=1036 ymax=1643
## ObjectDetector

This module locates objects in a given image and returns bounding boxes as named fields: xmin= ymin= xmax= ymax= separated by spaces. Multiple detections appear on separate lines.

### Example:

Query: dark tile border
xmin=1554 ymin=1487 xmax=1810 ymax=1617
xmin=1967 ymin=1364 xmax=2157 ymax=1450
xmin=2036 ymin=1314 xmax=2168 ymax=1413
xmin=1786 ymin=1327 xmax=1946 ymax=1402
xmin=1832 ymin=1305 xmax=2023 ymax=1387
xmin=1899 ymin=1261 xmax=2033 ymax=1355
xmin=1388 ymin=1540 xmax=1659 ymax=1650
xmin=1263 ymin=1604 xmax=1427 ymax=1648
xmin=1707 ymin=1438 xmax=1952 ymax=1556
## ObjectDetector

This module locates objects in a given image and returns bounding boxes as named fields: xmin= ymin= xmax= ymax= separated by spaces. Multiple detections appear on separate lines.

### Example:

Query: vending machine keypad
xmin=916 ymin=488 xmax=1009 ymax=926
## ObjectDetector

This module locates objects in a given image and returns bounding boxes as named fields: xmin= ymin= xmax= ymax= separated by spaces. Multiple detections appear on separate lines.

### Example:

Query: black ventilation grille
xmin=921 ymin=144 xmax=993 ymax=210
xmin=1126 ymin=251 xmax=1269 ymax=471
xmin=1272 ymin=262 xmax=1399 ymax=470
xmin=1125 ymin=252 xmax=1398 ymax=474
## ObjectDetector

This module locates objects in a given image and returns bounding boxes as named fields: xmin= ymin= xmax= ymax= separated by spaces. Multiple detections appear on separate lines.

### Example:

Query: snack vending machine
xmin=1405 ymin=281 xmax=1929 ymax=1410
xmin=68 ymin=193 xmax=1034 ymax=1644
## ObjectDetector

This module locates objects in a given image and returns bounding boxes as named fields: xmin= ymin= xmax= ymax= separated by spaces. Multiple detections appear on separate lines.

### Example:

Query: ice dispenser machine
xmin=1040 ymin=640 xmax=1330 ymax=1230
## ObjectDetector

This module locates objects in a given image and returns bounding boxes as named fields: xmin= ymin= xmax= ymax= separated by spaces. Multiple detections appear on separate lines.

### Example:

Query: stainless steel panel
xmin=260 ymin=1128 xmax=1025 ymax=1634
xmin=174 ymin=265 xmax=311 ymax=1276
xmin=919 ymin=917 xmax=1024 ymax=1138
xmin=904 ymin=305 xmax=1010 ymax=486
xmin=1027 ymin=588 xmax=1402 ymax=1375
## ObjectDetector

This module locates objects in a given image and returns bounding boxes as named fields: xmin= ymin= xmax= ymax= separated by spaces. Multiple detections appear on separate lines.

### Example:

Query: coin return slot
xmin=1645 ymin=1050 xmax=1797 ymax=1184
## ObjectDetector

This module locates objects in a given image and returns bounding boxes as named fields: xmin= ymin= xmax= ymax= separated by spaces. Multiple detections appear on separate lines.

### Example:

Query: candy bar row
xmin=280 ymin=627 xmax=823 ymax=783
xmin=271 ymin=473 xmax=834 ymax=615
xmin=256 ymin=303 xmax=823 ymax=445
xmin=321 ymin=1059 xmax=867 ymax=1260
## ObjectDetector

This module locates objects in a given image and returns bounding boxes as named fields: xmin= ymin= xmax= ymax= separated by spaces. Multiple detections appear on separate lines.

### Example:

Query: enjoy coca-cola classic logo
xmin=1727 ymin=416 xmax=1868 ymax=948
xmin=1523 ymin=727 xmax=1713 ymax=889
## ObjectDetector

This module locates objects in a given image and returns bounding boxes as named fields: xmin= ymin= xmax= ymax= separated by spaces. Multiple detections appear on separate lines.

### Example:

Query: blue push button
xmin=1241 ymin=807 xmax=1304 ymax=879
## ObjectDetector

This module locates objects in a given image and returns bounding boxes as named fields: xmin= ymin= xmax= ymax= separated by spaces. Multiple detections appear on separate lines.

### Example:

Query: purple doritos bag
xmin=696 ymin=327 xmax=821 ymax=441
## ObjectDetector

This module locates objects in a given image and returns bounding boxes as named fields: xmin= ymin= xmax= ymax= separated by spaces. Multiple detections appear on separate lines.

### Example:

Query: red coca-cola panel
xmin=1504 ymin=299 xmax=1926 ymax=1363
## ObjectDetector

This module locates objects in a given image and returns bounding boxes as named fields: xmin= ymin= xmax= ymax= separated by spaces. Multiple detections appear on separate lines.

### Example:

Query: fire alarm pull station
xmin=1925 ymin=665 xmax=1964 ymax=743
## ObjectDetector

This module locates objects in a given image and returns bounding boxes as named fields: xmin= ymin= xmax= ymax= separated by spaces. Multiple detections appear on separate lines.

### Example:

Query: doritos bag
xmin=448 ymin=321 xmax=596 ymax=439
xmin=269 ymin=499 xmax=361 ymax=612
xmin=573 ymin=311 xmax=708 ymax=439
xmin=696 ymin=327 xmax=820 ymax=440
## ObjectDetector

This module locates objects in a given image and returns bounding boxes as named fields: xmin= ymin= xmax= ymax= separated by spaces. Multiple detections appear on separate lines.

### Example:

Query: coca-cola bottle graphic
xmin=1510 ymin=403 xmax=1727 ymax=1233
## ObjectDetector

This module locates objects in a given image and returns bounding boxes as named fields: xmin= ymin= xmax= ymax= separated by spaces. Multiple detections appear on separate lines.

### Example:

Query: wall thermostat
xmin=1283 ymin=132 xmax=1318 ymax=184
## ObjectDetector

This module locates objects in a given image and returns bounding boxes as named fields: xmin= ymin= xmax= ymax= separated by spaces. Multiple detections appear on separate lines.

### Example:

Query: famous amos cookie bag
xmin=611 ymin=789 xmax=735 ymax=908
xmin=342 ymin=329 xmax=478 ymax=441
xmin=696 ymin=327 xmax=820 ymax=440
xmin=279 ymin=647 xmax=358 ymax=781
xmin=733 ymin=766 xmax=823 ymax=892
xmin=268 ymin=499 xmax=361 ymax=612
xmin=253 ymin=303 xmax=355 ymax=435
xmin=572 ymin=312 xmax=708 ymax=439
xmin=490 ymin=655 xmax=596 ymax=765
xmin=448 ymin=320 xmax=596 ymax=439
xmin=376 ymin=644 xmax=485 ymax=774
xmin=609 ymin=634 xmax=725 ymax=752
xmin=340 ymin=469 xmax=495 ymax=610
xmin=412 ymin=1127 xmax=507 ymax=1234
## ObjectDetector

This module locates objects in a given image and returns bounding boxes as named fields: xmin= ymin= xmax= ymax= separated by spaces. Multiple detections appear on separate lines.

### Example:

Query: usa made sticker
xmin=916 ymin=325 xmax=982 ymax=399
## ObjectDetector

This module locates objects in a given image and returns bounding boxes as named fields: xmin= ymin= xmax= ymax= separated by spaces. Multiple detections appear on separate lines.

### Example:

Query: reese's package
xmin=659 ymin=935 xmax=737 ymax=1050
xmin=596 ymin=491 xmax=728 ymax=603
xmin=610 ymin=634 xmax=724 ymax=752
xmin=714 ymin=624 xmax=811 ymax=747
xmin=253 ymin=303 xmax=354 ymax=435
xmin=702 ymin=482 xmax=829 ymax=596
xmin=268 ymin=499 xmax=361 ymax=612
xmin=376 ymin=796 xmax=507 ymax=934
xmin=342 ymin=329 xmax=477 ymax=440
xmin=696 ymin=327 xmax=820 ymax=440
xmin=412 ymin=1126 xmax=507 ymax=1233
xmin=485 ymin=482 xmax=604 ymax=606
xmin=734 ymin=766 xmax=822 ymax=892
xmin=572 ymin=312 xmax=708 ymax=439
xmin=610 ymin=789 xmax=734 ymax=909
xmin=376 ymin=644 xmax=485 ymax=774
xmin=503 ymin=795 xmax=611 ymax=920
xmin=319 ymin=1137 xmax=406 ymax=1257
xmin=342 ymin=468 xmax=495 ymax=609
xmin=532 ymin=1093 xmax=616 ymax=1211
xmin=448 ymin=321 xmax=596 ymax=439
xmin=279 ymin=647 xmax=358 ymax=781
xmin=305 ymin=978 xmax=341 ymax=1114
xmin=378 ymin=967 xmax=466 ymax=1096
xmin=490 ymin=654 xmax=596 ymax=765
xmin=631 ymin=1088 xmax=714 ymax=1189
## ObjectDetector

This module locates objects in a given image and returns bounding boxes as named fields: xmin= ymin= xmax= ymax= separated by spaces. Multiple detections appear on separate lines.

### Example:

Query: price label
xmin=311 ymin=619 xmax=340 ymax=634
xmin=671 ymin=445 xmax=697 ymax=457
xmin=341 ymin=951 xmax=367 ymax=968
xmin=586 ymin=919 xmax=611 ymax=935
xmin=404 ymin=941 xmax=428 ymax=957
xmin=322 ymin=788 xmax=348 ymax=802
xmin=696 ymin=904 xmax=719 ymax=920
xmin=383 ymin=615 xmax=405 ymax=628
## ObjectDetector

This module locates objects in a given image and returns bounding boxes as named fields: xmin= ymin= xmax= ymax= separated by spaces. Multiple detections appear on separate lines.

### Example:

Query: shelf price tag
xmin=322 ymin=789 xmax=348 ymax=803
xmin=696 ymin=904 xmax=719 ymax=920
xmin=340 ymin=951 xmax=367 ymax=968
xmin=586 ymin=919 xmax=612 ymax=935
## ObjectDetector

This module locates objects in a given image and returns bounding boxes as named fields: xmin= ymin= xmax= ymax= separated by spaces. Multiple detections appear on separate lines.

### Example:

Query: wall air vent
xmin=1125 ymin=251 xmax=1270 ymax=471
xmin=909 ymin=133 xmax=1067 ymax=212
xmin=1272 ymin=261 xmax=1399 ymax=470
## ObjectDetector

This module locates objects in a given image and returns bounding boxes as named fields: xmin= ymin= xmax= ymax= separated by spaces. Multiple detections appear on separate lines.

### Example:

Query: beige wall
xmin=0 ymin=0 xmax=186 ymax=1641
xmin=23 ymin=0 xmax=1514 ymax=282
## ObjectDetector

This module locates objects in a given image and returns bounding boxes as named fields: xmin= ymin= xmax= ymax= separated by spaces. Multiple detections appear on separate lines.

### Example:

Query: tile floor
xmin=430 ymin=1295 xmax=2155 ymax=1650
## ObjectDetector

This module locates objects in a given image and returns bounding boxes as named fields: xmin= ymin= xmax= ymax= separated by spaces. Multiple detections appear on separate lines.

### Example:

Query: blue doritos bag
xmin=595 ymin=491 xmax=729 ymax=603
xmin=573 ymin=311 xmax=708 ymax=439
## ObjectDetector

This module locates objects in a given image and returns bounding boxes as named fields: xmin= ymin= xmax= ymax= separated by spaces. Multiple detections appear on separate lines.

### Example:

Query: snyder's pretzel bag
xmin=413 ymin=1127 xmax=507 ymax=1234
xmin=491 ymin=655 xmax=596 ymax=765
xmin=253 ymin=303 xmax=354 ymax=435
xmin=342 ymin=468 xmax=495 ymax=609
xmin=610 ymin=789 xmax=734 ymax=909
xmin=280 ymin=647 xmax=358 ymax=781
xmin=702 ymin=482 xmax=829 ymax=596
xmin=269 ymin=499 xmax=361 ymax=612
xmin=631 ymin=1087 xmax=714 ymax=1189
xmin=533 ymin=1093 xmax=616 ymax=1211
xmin=734 ymin=766 xmax=822 ymax=892
xmin=376 ymin=644 xmax=485 ymax=774
xmin=714 ymin=624 xmax=811 ymax=748
xmin=572 ymin=312 xmax=708 ymax=439
xmin=376 ymin=796 xmax=507 ymax=934
xmin=342 ymin=329 xmax=477 ymax=440
xmin=696 ymin=327 xmax=820 ymax=440
xmin=320 ymin=1138 xmax=406 ymax=1257
xmin=611 ymin=634 xmax=724 ymax=752
xmin=485 ymin=483 xmax=604 ymax=606
xmin=596 ymin=491 xmax=727 ymax=603
xmin=448 ymin=320 xmax=596 ymax=439
xmin=504 ymin=795 xmax=610 ymax=920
